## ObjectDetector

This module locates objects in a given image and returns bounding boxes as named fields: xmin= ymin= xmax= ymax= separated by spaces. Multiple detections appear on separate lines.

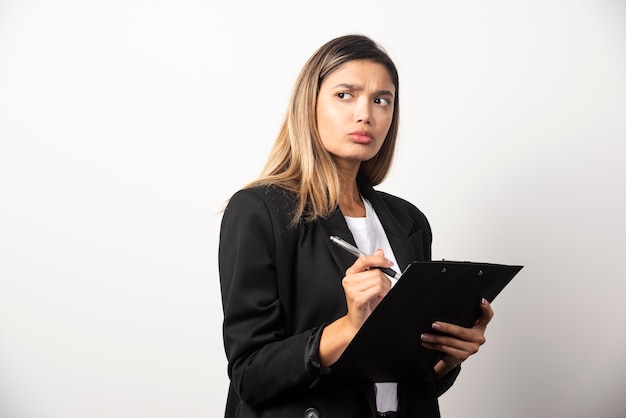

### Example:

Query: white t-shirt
xmin=344 ymin=197 xmax=399 ymax=413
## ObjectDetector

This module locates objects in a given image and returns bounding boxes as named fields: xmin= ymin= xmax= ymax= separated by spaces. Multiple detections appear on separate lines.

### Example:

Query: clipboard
xmin=324 ymin=260 xmax=523 ymax=387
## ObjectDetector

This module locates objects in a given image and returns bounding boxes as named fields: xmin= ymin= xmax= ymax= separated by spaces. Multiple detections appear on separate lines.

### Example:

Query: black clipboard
xmin=324 ymin=260 xmax=523 ymax=387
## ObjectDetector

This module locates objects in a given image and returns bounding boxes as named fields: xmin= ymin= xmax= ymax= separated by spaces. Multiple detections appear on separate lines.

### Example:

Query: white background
xmin=1 ymin=1 xmax=625 ymax=417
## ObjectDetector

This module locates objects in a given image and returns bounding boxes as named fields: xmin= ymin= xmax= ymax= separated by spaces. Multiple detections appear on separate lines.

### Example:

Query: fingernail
xmin=420 ymin=333 xmax=429 ymax=341
xmin=481 ymin=298 xmax=487 ymax=305
xmin=431 ymin=322 xmax=441 ymax=330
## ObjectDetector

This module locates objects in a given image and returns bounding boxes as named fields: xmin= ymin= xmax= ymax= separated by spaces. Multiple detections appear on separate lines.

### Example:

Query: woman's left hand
xmin=420 ymin=298 xmax=494 ymax=379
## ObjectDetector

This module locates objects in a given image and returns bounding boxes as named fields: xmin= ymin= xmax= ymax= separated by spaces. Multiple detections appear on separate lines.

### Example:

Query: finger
xmin=421 ymin=340 xmax=476 ymax=363
xmin=345 ymin=250 xmax=394 ymax=275
xmin=429 ymin=321 xmax=474 ymax=342
xmin=342 ymin=271 xmax=392 ymax=300
xmin=343 ymin=273 xmax=392 ymax=326
xmin=474 ymin=298 xmax=494 ymax=328
xmin=428 ymin=322 xmax=487 ymax=346
xmin=421 ymin=331 xmax=484 ymax=353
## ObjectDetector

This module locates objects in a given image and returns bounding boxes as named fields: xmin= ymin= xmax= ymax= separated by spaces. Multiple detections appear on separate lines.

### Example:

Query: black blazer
xmin=219 ymin=177 xmax=459 ymax=418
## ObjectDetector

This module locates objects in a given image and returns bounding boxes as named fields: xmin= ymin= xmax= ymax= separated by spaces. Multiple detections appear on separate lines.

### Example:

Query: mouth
xmin=348 ymin=130 xmax=374 ymax=144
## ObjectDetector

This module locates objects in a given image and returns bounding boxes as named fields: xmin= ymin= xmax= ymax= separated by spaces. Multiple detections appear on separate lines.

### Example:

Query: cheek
xmin=317 ymin=105 xmax=339 ymax=137
xmin=377 ymin=108 xmax=394 ymax=127
xmin=377 ymin=113 xmax=394 ymax=137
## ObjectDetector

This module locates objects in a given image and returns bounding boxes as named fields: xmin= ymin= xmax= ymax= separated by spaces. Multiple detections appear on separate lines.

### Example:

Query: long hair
xmin=246 ymin=34 xmax=400 ymax=224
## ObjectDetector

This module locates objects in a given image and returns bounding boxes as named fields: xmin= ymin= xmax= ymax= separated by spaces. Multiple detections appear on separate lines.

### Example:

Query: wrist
xmin=318 ymin=315 xmax=358 ymax=367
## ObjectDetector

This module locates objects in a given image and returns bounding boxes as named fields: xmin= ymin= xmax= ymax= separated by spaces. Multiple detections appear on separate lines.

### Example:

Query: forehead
xmin=321 ymin=60 xmax=395 ymax=92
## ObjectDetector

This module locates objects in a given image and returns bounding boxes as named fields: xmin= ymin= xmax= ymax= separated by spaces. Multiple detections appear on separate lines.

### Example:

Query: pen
xmin=330 ymin=235 xmax=402 ymax=280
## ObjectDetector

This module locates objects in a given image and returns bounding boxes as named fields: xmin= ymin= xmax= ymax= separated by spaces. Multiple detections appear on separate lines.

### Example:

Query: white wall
xmin=1 ymin=1 xmax=624 ymax=417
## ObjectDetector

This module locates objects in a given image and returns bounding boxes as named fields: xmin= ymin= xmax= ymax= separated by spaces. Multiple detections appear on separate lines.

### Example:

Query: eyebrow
xmin=332 ymin=83 xmax=395 ymax=98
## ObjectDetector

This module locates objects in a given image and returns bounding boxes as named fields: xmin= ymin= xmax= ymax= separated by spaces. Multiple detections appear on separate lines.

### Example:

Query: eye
xmin=337 ymin=92 xmax=353 ymax=100
xmin=374 ymin=97 xmax=391 ymax=106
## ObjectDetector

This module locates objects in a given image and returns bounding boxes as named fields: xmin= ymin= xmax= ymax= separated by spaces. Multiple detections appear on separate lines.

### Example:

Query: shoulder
xmin=223 ymin=185 xmax=299 ymax=229
xmin=220 ymin=185 xmax=303 ymax=260
xmin=226 ymin=185 xmax=297 ymax=211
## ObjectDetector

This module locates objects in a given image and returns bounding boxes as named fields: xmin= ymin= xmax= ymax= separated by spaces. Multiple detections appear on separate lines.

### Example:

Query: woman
xmin=218 ymin=34 xmax=493 ymax=418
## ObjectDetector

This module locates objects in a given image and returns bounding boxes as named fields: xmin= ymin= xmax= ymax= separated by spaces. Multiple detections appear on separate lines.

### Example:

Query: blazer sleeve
xmin=218 ymin=188 xmax=318 ymax=408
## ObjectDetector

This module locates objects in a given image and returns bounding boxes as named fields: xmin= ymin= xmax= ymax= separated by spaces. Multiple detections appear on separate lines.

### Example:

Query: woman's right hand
xmin=342 ymin=249 xmax=395 ymax=331
xmin=319 ymin=249 xmax=394 ymax=366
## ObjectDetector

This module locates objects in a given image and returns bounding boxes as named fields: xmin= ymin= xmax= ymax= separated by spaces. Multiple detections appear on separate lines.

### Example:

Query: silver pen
xmin=330 ymin=235 xmax=401 ymax=280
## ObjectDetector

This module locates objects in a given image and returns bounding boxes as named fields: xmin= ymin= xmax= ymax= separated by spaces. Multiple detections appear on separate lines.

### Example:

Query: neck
xmin=338 ymin=175 xmax=364 ymax=217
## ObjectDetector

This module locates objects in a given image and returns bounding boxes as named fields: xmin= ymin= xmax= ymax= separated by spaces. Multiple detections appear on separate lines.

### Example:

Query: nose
xmin=353 ymin=98 xmax=372 ymax=124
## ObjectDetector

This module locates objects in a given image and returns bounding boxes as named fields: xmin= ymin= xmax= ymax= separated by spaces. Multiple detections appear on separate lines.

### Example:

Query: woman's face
xmin=316 ymin=59 xmax=395 ymax=170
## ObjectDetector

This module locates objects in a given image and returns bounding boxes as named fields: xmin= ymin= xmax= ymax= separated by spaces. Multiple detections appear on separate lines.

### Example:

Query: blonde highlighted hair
xmin=247 ymin=34 xmax=400 ymax=224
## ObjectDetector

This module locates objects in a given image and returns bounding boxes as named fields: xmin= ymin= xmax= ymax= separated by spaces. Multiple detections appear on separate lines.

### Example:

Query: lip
xmin=348 ymin=130 xmax=374 ymax=144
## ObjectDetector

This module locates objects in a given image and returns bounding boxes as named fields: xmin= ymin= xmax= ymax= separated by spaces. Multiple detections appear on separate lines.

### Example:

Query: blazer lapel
xmin=318 ymin=208 xmax=360 ymax=276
